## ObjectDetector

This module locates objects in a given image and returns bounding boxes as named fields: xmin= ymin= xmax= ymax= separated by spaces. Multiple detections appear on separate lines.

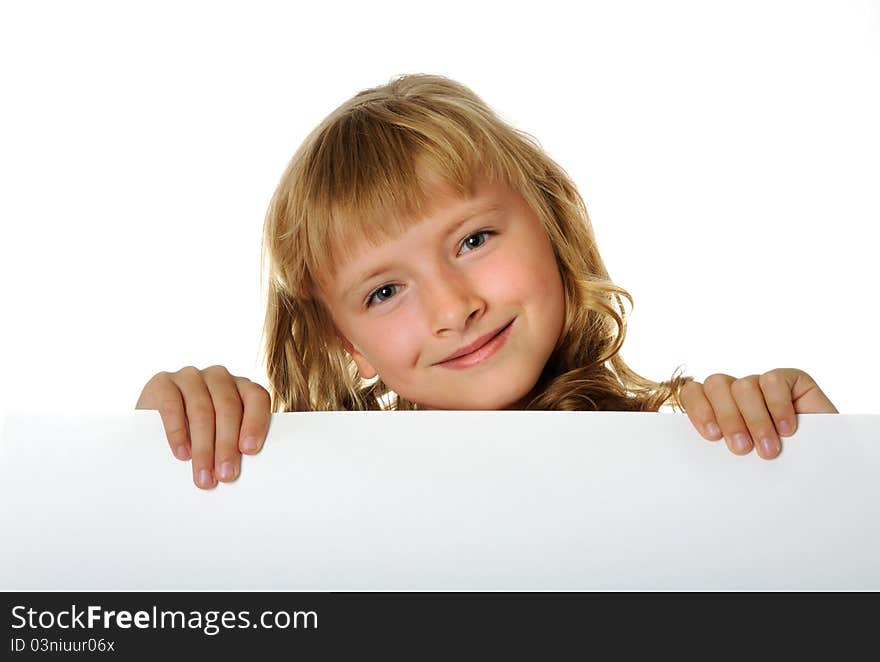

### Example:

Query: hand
xmin=135 ymin=365 xmax=272 ymax=489
xmin=680 ymin=368 xmax=838 ymax=460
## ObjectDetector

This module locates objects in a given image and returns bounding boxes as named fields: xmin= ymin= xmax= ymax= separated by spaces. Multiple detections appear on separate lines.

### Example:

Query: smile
xmin=435 ymin=319 xmax=515 ymax=370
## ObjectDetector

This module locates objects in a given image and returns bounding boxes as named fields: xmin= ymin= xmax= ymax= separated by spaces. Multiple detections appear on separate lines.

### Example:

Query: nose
xmin=422 ymin=264 xmax=486 ymax=336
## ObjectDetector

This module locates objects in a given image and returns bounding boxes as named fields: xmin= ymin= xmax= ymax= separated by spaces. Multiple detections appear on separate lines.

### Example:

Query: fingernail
xmin=242 ymin=436 xmax=259 ymax=452
xmin=175 ymin=445 xmax=190 ymax=460
xmin=197 ymin=469 xmax=213 ymax=487
xmin=219 ymin=462 xmax=234 ymax=481
xmin=706 ymin=422 xmax=721 ymax=438
xmin=759 ymin=437 xmax=779 ymax=458
xmin=733 ymin=432 xmax=751 ymax=453
xmin=779 ymin=419 xmax=791 ymax=436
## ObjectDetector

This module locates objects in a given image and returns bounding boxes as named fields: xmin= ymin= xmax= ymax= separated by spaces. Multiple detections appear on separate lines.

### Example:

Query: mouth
xmin=434 ymin=318 xmax=515 ymax=369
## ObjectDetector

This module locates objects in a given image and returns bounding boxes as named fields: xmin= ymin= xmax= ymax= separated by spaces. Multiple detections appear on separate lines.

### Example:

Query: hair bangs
xmin=300 ymin=100 xmax=514 ymax=285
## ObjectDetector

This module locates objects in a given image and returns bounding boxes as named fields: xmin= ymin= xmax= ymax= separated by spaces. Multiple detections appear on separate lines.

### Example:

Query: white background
xmin=1 ymin=0 xmax=878 ymax=414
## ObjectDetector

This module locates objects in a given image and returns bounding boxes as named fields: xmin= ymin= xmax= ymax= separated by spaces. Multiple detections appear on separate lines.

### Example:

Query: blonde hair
xmin=260 ymin=73 xmax=693 ymax=412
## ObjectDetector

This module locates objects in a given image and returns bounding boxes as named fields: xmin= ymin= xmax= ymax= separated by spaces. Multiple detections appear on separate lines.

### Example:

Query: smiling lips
xmin=435 ymin=319 xmax=515 ymax=369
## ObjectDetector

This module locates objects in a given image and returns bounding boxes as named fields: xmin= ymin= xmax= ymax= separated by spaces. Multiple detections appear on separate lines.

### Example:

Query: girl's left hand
xmin=680 ymin=368 xmax=838 ymax=460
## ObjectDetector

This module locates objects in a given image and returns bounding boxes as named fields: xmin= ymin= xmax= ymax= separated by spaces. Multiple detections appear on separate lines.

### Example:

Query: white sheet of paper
xmin=1 ymin=410 xmax=877 ymax=590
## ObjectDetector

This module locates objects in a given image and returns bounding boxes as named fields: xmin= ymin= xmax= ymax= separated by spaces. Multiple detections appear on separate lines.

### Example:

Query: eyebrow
xmin=343 ymin=202 xmax=503 ymax=300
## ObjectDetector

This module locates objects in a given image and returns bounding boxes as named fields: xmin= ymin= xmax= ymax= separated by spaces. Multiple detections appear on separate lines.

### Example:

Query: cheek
xmin=488 ymin=242 xmax=561 ymax=304
xmin=358 ymin=308 xmax=424 ymax=371
xmin=505 ymin=242 xmax=566 ymax=338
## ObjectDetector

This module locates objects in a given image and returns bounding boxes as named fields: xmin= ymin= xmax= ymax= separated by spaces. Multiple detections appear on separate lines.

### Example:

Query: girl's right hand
xmin=135 ymin=365 xmax=271 ymax=489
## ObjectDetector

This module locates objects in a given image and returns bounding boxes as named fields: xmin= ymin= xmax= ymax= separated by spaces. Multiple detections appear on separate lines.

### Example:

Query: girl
xmin=136 ymin=74 xmax=838 ymax=489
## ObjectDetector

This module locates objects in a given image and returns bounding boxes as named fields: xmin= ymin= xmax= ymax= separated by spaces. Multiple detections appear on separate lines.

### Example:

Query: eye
xmin=458 ymin=230 xmax=496 ymax=255
xmin=364 ymin=230 xmax=497 ymax=309
xmin=365 ymin=283 xmax=402 ymax=307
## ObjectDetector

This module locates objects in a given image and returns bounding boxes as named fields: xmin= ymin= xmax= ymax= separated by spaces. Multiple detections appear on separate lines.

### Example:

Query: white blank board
xmin=1 ymin=410 xmax=877 ymax=590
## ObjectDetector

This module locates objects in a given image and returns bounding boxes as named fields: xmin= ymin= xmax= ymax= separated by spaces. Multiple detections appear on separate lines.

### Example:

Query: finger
xmin=135 ymin=371 xmax=165 ymax=410
xmin=202 ymin=365 xmax=244 ymax=483
xmin=142 ymin=372 xmax=192 ymax=461
xmin=780 ymin=368 xmax=839 ymax=414
xmin=173 ymin=366 xmax=217 ymax=489
xmin=757 ymin=369 xmax=799 ymax=438
xmin=730 ymin=375 xmax=781 ymax=460
xmin=680 ymin=380 xmax=723 ymax=441
xmin=703 ymin=373 xmax=754 ymax=456
xmin=235 ymin=377 xmax=272 ymax=455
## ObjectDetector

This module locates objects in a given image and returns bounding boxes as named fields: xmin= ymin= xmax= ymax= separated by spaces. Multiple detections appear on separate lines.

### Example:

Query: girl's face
xmin=319 ymin=176 xmax=566 ymax=409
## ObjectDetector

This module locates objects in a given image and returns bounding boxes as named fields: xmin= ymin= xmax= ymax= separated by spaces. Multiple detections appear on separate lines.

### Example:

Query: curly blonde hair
xmin=259 ymin=73 xmax=693 ymax=412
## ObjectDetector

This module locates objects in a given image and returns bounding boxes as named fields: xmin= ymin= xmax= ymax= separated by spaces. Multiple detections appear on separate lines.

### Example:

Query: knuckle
xmin=252 ymin=384 xmax=271 ymax=404
xmin=238 ymin=379 xmax=271 ymax=406
xmin=204 ymin=364 xmax=231 ymax=377
xmin=730 ymin=377 xmax=756 ymax=396
xmin=214 ymin=392 xmax=243 ymax=413
xmin=702 ymin=373 xmax=730 ymax=391
xmin=187 ymin=401 xmax=216 ymax=425
xmin=177 ymin=365 xmax=201 ymax=377
xmin=140 ymin=372 xmax=172 ymax=400
xmin=797 ymin=369 xmax=815 ymax=384
xmin=165 ymin=424 xmax=189 ymax=445
xmin=758 ymin=371 xmax=785 ymax=389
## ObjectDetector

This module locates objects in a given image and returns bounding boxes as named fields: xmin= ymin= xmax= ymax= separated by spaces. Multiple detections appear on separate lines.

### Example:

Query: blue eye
xmin=366 ymin=283 xmax=402 ymax=307
xmin=458 ymin=230 xmax=495 ymax=254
